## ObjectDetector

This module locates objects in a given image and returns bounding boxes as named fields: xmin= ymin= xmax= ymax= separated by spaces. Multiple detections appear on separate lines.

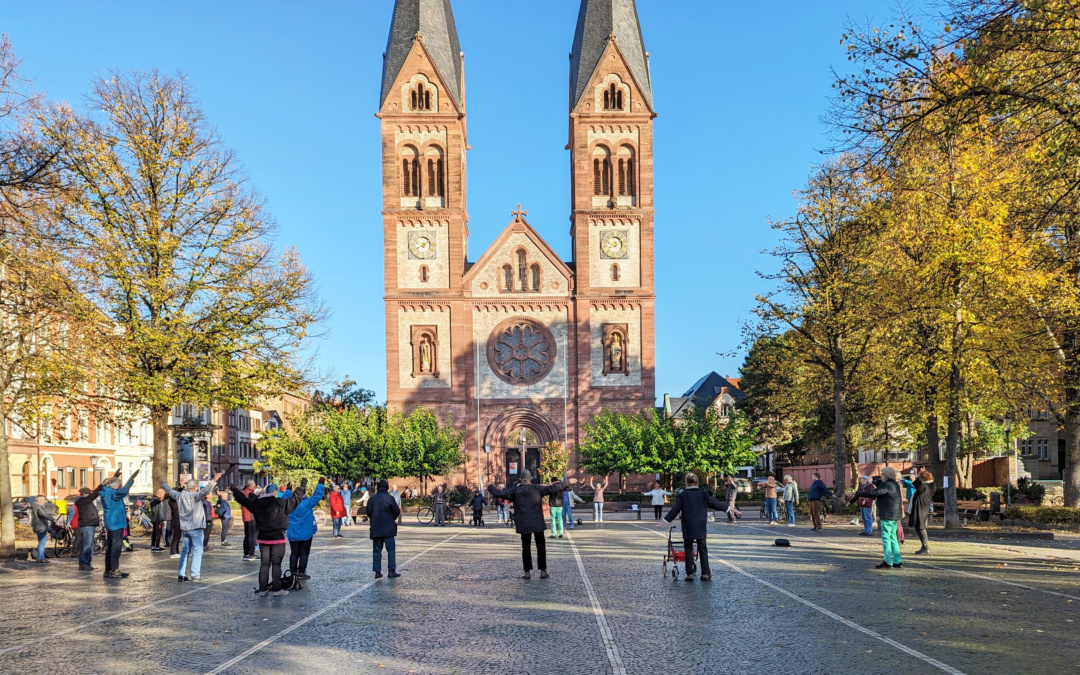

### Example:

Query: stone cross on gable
xmin=512 ymin=204 xmax=527 ymax=221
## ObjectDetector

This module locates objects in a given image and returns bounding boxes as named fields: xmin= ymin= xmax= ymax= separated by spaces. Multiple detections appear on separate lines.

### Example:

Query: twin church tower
xmin=378 ymin=0 xmax=656 ymax=487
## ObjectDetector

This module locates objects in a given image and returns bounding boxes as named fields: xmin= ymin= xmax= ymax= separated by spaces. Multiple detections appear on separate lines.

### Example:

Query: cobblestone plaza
xmin=1 ymin=519 xmax=1077 ymax=674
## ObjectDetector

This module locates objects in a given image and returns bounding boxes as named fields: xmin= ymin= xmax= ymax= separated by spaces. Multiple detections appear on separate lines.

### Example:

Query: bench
xmin=930 ymin=500 xmax=991 ymax=525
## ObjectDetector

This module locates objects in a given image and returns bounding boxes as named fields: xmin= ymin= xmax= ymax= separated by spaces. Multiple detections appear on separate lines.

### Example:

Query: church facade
xmin=378 ymin=0 xmax=656 ymax=488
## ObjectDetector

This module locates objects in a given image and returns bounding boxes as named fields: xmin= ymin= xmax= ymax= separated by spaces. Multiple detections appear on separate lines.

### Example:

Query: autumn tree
xmin=835 ymin=2 xmax=1080 ymax=506
xmin=752 ymin=157 xmax=882 ymax=513
xmin=41 ymin=71 xmax=326 ymax=489
xmin=0 ymin=36 xmax=101 ymax=556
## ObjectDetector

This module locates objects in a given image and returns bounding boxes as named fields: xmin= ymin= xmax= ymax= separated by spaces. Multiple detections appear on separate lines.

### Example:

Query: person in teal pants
xmin=549 ymin=485 xmax=565 ymax=538
xmin=864 ymin=467 xmax=904 ymax=569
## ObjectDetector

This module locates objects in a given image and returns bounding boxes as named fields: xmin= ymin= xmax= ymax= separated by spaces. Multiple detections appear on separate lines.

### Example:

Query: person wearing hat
xmin=232 ymin=479 xmax=313 ymax=596
xmin=367 ymin=479 xmax=401 ymax=578
xmin=487 ymin=471 xmax=569 ymax=579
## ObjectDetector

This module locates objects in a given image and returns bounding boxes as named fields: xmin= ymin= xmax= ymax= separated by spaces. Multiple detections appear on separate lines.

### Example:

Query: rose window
xmin=486 ymin=317 xmax=557 ymax=386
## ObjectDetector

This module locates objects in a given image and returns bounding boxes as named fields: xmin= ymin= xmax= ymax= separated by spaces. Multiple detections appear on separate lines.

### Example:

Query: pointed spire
xmin=381 ymin=0 xmax=464 ymax=109
xmin=570 ymin=0 xmax=653 ymax=111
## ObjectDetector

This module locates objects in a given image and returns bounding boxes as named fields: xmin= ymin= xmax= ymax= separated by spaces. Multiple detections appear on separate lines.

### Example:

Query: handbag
xmin=896 ymin=520 xmax=905 ymax=543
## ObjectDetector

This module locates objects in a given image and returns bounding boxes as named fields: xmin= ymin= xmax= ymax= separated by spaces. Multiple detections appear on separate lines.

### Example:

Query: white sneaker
xmin=170 ymin=554 xmax=180 ymax=559
xmin=787 ymin=523 xmax=795 ymax=527
xmin=272 ymin=589 xmax=289 ymax=596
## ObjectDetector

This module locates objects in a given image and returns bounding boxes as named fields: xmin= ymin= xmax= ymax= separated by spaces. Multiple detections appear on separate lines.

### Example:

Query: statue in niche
xmin=609 ymin=333 xmax=623 ymax=372
xmin=420 ymin=336 xmax=433 ymax=373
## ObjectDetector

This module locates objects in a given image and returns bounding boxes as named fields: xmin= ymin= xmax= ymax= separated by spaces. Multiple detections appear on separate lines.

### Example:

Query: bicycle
xmin=128 ymin=504 xmax=152 ymax=536
xmin=417 ymin=501 xmax=464 ymax=525
xmin=54 ymin=522 xmax=106 ymax=558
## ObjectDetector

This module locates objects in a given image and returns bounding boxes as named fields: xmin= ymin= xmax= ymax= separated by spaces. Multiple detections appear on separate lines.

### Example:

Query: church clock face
xmin=408 ymin=232 xmax=437 ymax=260
xmin=600 ymin=230 xmax=628 ymax=259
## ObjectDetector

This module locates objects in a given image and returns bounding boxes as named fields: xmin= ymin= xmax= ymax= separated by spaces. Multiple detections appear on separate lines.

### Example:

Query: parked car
xmin=12 ymin=497 xmax=32 ymax=524
xmin=736 ymin=479 xmax=753 ymax=494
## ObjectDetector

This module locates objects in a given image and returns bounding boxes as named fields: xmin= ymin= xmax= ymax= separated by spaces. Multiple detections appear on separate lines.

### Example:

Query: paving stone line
xmin=740 ymin=524 xmax=1080 ymax=602
xmin=204 ymin=530 xmax=468 ymax=675
xmin=632 ymin=524 xmax=968 ymax=675
xmin=0 ymin=541 xmax=356 ymax=657
xmin=566 ymin=531 xmax=627 ymax=675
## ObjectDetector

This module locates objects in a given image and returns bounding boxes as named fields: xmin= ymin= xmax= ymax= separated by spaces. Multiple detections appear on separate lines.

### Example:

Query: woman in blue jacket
xmin=283 ymin=480 xmax=326 ymax=580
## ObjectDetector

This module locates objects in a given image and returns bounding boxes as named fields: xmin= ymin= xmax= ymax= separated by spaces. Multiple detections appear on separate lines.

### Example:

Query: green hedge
xmin=1003 ymin=506 xmax=1080 ymax=525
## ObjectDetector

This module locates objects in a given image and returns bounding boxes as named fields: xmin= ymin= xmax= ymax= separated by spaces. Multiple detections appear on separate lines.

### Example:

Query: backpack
xmin=280 ymin=569 xmax=302 ymax=591
xmin=69 ymin=507 xmax=79 ymax=529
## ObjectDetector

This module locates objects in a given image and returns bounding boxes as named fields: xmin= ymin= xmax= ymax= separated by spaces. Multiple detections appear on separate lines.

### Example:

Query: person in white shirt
xmin=642 ymin=482 xmax=672 ymax=520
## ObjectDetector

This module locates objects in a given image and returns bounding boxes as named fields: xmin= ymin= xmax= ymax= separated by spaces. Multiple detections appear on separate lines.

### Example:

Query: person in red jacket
xmin=241 ymin=480 xmax=257 ymax=561
xmin=329 ymin=483 xmax=346 ymax=538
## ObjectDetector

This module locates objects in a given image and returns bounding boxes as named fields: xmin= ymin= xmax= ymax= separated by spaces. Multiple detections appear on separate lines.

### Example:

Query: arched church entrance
xmin=483 ymin=408 xmax=559 ymax=488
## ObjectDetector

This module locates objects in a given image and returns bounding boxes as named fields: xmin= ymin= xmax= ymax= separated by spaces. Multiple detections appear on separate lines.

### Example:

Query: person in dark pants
xmin=232 ymin=480 xmax=307 ymax=596
xmin=808 ymin=472 xmax=832 ymax=531
xmin=202 ymin=498 xmax=215 ymax=551
xmin=432 ymin=486 xmax=447 ymax=527
xmin=216 ymin=492 xmax=233 ymax=546
xmin=368 ymin=479 xmax=402 ymax=578
xmin=488 ymin=471 xmax=568 ymax=580
xmin=911 ymin=469 xmax=935 ymax=555
xmin=240 ymin=480 xmax=258 ymax=561
xmin=149 ymin=489 xmax=168 ymax=551
xmin=167 ymin=488 xmax=182 ymax=557
xmin=723 ymin=475 xmax=740 ymax=522
xmin=73 ymin=485 xmax=103 ymax=570
xmin=660 ymin=472 xmax=726 ymax=581
xmin=283 ymin=480 xmax=326 ymax=580
xmin=100 ymin=468 xmax=139 ymax=579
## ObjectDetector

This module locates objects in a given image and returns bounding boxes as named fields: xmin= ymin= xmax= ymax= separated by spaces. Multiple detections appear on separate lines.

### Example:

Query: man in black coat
xmin=488 ymin=471 xmax=568 ymax=579
xmin=864 ymin=467 xmax=904 ymax=569
xmin=659 ymin=473 xmax=726 ymax=581
xmin=231 ymin=479 xmax=310 ymax=596
xmin=367 ymin=479 xmax=401 ymax=579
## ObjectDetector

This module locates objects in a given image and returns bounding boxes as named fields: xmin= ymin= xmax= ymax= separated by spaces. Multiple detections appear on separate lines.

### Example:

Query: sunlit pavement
xmin=1 ymin=518 xmax=1078 ymax=674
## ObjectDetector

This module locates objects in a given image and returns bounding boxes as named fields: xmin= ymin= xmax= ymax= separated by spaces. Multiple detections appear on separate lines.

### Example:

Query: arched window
xmin=603 ymin=82 xmax=624 ymax=110
xmin=531 ymin=264 xmax=540 ymax=292
xmin=419 ymin=265 xmax=429 ymax=283
xmin=411 ymin=82 xmax=432 ymax=111
xmin=503 ymin=264 xmax=513 ymax=291
xmin=517 ymin=250 xmax=528 ymax=291
xmin=603 ymin=89 xmax=610 ymax=110
xmin=424 ymin=147 xmax=445 ymax=202
xmin=401 ymin=146 xmax=420 ymax=198
xmin=616 ymin=89 xmax=623 ymax=110
xmin=611 ymin=263 xmax=620 ymax=281
xmin=592 ymin=146 xmax=611 ymax=198
xmin=616 ymin=145 xmax=636 ymax=202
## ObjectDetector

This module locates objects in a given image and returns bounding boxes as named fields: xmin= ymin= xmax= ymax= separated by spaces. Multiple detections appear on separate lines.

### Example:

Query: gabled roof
xmin=570 ymin=0 xmax=653 ymax=110
xmin=381 ymin=0 xmax=464 ymax=109
xmin=683 ymin=371 xmax=746 ymax=405
xmin=463 ymin=214 xmax=574 ymax=287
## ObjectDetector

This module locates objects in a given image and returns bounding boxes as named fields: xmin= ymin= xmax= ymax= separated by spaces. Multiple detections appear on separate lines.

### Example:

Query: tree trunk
xmin=1065 ymin=329 xmax=1080 ymax=507
xmin=152 ymin=408 xmax=171 ymax=490
xmin=958 ymin=453 xmax=973 ymax=489
xmin=944 ymin=363 xmax=961 ymax=529
xmin=0 ymin=395 xmax=12 ymax=556
xmin=926 ymin=415 xmax=942 ymax=486
xmin=1065 ymin=402 xmax=1080 ymax=508
xmin=831 ymin=365 xmax=847 ymax=514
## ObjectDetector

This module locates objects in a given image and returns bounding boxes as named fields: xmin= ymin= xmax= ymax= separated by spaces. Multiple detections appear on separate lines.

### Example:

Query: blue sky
xmin=3 ymin=0 xmax=928 ymax=403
